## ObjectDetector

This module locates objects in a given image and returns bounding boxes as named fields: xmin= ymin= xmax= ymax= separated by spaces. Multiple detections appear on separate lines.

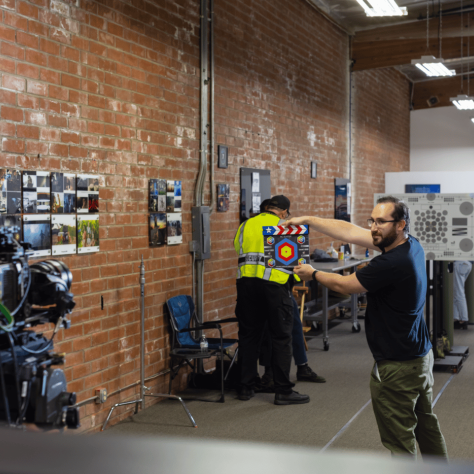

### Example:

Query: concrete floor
xmin=105 ymin=318 xmax=474 ymax=462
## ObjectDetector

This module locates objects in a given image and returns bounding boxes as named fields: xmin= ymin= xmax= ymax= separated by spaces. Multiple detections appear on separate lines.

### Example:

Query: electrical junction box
xmin=192 ymin=206 xmax=211 ymax=260
xmin=374 ymin=193 xmax=474 ymax=261
xmin=95 ymin=388 xmax=107 ymax=404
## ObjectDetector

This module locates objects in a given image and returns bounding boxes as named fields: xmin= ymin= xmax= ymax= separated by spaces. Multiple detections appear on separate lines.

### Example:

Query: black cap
xmin=268 ymin=195 xmax=290 ymax=211
xmin=260 ymin=199 xmax=271 ymax=213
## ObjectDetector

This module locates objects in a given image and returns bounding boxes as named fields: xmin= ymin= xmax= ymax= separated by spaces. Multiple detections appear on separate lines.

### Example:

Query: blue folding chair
xmin=166 ymin=295 xmax=238 ymax=402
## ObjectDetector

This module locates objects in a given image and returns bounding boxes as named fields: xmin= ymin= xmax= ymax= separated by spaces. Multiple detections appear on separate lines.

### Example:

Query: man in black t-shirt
xmin=285 ymin=196 xmax=447 ymax=459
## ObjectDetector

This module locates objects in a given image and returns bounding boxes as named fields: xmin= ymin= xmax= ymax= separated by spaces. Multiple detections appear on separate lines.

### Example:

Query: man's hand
xmin=293 ymin=264 xmax=316 ymax=281
xmin=282 ymin=216 xmax=310 ymax=227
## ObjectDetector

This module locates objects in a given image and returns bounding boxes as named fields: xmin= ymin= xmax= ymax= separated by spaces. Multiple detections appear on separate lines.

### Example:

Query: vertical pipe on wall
xmin=195 ymin=0 xmax=209 ymax=208
xmin=209 ymin=0 xmax=215 ymax=214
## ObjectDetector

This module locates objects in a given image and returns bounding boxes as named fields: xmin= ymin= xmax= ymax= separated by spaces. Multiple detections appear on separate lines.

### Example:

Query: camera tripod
xmin=102 ymin=256 xmax=197 ymax=430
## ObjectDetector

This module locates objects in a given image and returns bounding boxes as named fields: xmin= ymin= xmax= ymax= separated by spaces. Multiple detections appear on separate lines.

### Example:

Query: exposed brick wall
xmin=351 ymin=69 xmax=411 ymax=254
xmin=0 ymin=0 xmax=409 ymax=432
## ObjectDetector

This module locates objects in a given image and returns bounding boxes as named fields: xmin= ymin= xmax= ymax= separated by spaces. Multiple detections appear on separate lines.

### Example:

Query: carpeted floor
xmin=105 ymin=319 xmax=474 ymax=462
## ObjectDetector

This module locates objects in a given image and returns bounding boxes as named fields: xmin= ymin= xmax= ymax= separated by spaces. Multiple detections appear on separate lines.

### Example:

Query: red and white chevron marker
xmin=263 ymin=225 xmax=308 ymax=235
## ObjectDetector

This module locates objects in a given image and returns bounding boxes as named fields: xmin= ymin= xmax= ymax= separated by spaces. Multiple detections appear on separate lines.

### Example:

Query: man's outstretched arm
xmin=293 ymin=264 xmax=367 ymax=295
xmin=285 ymin=216 xmax=378 ymax=251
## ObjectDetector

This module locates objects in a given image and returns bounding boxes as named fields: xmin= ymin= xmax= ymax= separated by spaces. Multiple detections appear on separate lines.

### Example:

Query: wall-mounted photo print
xmin=0 ymin=169 xmax=21 ymax=214
xmin=22 ymin=171 xmax=50 ymax=213
xmin=166 ymin=196 xmax=175 ymax=213
xmin=0 ymin=215 xmax=22 ymax=241
xmin=77 ymin=215 xmax=99 ymax=253
xmin=23 ymin=214 xmax=51 ymax=257
xmin=217 ymin=184 xmax=230 ymax=212
xmin=166 ymin=180 xmax=182 ymax=213
xmin=51 ymin=172 xmax=76 ymax=213
xmin=149 ymin=213 xmax=166 ymax=246
xmin=77 ymin=175 xmax=99 ymax=213
xmin=52 ymin=215 xmax=77 ymax=256
xmin=167 ymin=213 xmax=182 ymax=245
xmin=149 ymin=179 xmax=167 ymax=212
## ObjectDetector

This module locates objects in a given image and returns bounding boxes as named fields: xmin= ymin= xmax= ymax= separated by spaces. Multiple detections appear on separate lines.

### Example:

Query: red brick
xmin=1 ymin=42 xmax=24 ymax=59
xmin=2 ymin=138 xmax=24 ymax=153
xmin=0 ymin=121 xmax=15 ymax=136
xmin=0 ymin=90 xmax=16 ymax=106
xmin=25 ymin=49 xmax=47 ymax=66
xmin=17 ymin=31 xmax=38 ymax=49
xmin=17 ymin=125 xmax=39 ymax=139
xmin=40 ymin=38 xmax=60 ymax=56
xmin=17 ymin=63 xmax=39 ymax=79
xmin=27 ymin=80 xmax=47 ymax=96
xmin=25 ymin=110 xmax=46 ymax=125
xmin=0 ymin=24 xmax=16 ymax=42
xmin=62 ymin=73 xmax=81 ymax=89
xmin=1 ymin=106 xmax=23 ymax=122
xmin=0 ymin=0 xmax=15 ymax=11
xmin=17 ymin=1 xmax=39 ymax=19
xmin=2 ymin=74 xmax=25 ymax=91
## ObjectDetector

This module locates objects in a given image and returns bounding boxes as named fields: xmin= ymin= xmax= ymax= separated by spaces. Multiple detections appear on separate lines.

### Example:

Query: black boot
xmin=274 ymin=391 xmax=310 ymax=405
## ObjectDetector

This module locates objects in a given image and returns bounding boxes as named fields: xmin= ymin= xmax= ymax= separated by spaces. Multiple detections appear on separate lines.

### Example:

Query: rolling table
xmin=302 ymin=256 xmax=371 ymax=351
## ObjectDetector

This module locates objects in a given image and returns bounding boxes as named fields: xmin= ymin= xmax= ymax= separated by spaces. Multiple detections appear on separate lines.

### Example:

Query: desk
xmin=303 ymin=257 xmax=371 ymax=351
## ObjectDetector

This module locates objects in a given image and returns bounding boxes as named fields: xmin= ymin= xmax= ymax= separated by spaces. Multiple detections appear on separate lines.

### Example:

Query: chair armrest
xmin=179 ymin=323 xmax=221 ymax=334
xmin=213 ymin=318 xmax=238 ymax=324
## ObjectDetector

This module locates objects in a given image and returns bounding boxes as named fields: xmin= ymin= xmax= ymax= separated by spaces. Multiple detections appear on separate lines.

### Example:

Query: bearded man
xmin=285 ymin=196 xmax=447 ymax=460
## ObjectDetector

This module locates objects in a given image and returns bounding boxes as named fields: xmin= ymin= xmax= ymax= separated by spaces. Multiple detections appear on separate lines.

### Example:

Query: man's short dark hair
xmin=376 ymin=196 xmax=410 ymax=233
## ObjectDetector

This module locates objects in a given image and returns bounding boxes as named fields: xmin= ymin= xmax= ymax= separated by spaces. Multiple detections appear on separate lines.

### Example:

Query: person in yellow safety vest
xmin=234 ymin=195 xmax=310 ymax=405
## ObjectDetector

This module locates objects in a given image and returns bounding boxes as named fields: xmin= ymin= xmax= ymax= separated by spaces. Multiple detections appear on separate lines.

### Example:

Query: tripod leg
xmin=145 ymin=394 xmax=198 ymax=428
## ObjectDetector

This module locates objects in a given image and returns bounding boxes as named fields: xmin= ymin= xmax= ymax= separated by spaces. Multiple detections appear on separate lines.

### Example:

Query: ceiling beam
xmin=412 ymin=75 xmax=474 ymax=109
xmin=353 ymin=11 xmax=474 ymax=42
xmin=352 ymin=37 xmax=473 ymax=70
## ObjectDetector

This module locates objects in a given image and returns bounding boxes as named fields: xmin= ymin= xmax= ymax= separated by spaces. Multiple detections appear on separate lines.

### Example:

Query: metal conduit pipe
xmin=195 ymin=0 xmax=209 ymax=208
xmin=209 ymin=0 xmax=215 ymax=214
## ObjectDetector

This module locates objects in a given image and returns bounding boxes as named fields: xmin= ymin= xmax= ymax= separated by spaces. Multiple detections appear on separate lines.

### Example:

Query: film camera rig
xmin=0 ymin=226 xmax=79 ymax=429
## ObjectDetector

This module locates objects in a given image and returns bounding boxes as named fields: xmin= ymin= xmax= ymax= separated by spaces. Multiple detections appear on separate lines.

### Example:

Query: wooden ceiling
xmin=309 ymin=0 xmax=474 ymax=109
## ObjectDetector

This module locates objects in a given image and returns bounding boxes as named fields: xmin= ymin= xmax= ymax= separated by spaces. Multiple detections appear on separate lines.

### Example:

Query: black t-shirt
xmin=356 ymin=235 xmax=431 ymax=362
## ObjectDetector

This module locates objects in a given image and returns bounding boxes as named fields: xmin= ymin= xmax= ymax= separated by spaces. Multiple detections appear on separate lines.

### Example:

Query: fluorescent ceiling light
xmin=471 ymin=118 xmax=474 ymax=123
xmin=450 ymin=95 xmax=474 ymax=110
xmin=411 ymin=56 xmax=456 ymax=77
xmin=356 ymin=0 xmax=407 ymax=16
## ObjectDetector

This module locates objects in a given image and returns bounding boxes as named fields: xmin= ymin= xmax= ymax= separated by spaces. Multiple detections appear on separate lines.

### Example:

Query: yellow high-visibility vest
xmin=234 ymin=212 xmax=300 ymax=284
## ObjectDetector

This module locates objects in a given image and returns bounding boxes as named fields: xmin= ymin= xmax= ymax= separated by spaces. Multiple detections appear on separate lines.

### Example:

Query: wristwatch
xmin=312 ymin=270 xmax=318 ymax=281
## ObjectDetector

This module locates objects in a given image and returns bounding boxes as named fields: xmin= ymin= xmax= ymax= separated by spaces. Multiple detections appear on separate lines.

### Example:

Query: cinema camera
xmin=0 ymin=226 xmax=79 ymax=429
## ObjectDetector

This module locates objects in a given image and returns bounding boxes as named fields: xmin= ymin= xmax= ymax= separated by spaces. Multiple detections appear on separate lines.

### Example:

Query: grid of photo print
xmin=51 ymin=172 xmax=76 ymax=214
xmin=149 ymin=179 xmax=167 ymax=213
xmin=0 ymin=169 xmax=22 ymax=214
xmin=148 ymin=179 xmax=182 ymax=246
xmin=77 ymin=174 xmax=99 ymax=213
xmin=23 ymin=171 xmax=51 ymax=214
xmin=0 ymin=169 xmax=100 ymax=256
xmin=217 ymin=184 xmax=230 ymax=212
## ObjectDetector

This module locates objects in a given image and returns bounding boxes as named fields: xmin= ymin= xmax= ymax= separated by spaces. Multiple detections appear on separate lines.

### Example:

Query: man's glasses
xmin=367 ymin=218 xmax=398 ymax=228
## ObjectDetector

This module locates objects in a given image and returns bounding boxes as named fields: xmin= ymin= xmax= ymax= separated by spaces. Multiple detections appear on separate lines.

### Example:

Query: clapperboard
xmin=263 ymin=225 xmax=310 ymax=269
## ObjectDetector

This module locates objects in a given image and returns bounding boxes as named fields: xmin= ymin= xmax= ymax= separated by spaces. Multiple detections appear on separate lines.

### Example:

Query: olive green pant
xmin=370 ymin=350 xmax=448 ymax=459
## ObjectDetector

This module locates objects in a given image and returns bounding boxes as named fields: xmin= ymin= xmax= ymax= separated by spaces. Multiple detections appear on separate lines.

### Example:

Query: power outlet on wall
xmin=95 ymin=388 xmax=108 ymax=404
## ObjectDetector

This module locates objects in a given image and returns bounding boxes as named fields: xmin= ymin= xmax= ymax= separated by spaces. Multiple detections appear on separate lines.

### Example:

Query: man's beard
xmin=372 ymin=226 xmax=398 ymax=250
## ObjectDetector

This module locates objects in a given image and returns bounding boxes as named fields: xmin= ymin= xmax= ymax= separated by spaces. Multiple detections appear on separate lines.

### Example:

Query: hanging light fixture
xmin=412 ymin=56 xmax=455 ymax=76
xmin=450 ymin=0 xmax=474 ymax=109
xmin=355 ymin=0 xmax=407 ymax=17
xmin=411 ymin=1 xmax=455 ymax=77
